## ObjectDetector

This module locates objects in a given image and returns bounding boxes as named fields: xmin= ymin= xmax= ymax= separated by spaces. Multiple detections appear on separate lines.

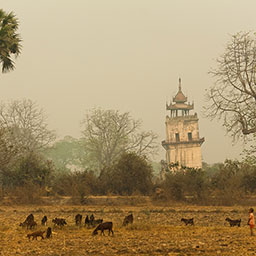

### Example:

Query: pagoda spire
xmin=166 ymin=78 xmax=194 ymax=116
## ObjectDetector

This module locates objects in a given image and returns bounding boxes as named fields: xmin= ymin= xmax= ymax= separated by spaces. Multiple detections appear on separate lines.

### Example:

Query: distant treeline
xmin=1 ymin=149 xmax=256 ymax=206
xmin=0 ymin=151 xmax=153 ymax=204
xmin=158 ymin=159 xmax=256 ymax=205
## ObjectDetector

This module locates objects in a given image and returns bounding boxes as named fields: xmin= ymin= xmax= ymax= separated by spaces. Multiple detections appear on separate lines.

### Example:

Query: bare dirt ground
xmin=0 ymin=204 xmax=255 ymax=256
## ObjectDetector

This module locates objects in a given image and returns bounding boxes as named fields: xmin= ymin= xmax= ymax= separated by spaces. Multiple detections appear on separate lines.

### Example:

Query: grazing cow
xmin=27 ymin=220 xmax=37 ymax=229
xmin=123 ymin=214 xmax=133 ymax=226
xmin=181 ymin=218 xmax=194 ymax=226
xmin=46 ymin=227 xmax=52 ymax=239
xmin=19 ymin=213 xmax=36 ymax=229
xmin=20 ymin=219 xmax=37 ymax=230
xmin=225 ymin=217 xmax=241 ymax=227
xmin=25 ymin=214 xmax=34 ymax=223
xmin=92 ymin=222 xmax=114 ymax=236
xmin=90 ymin=214 xmax=94 ymax=222
xmin=85 ymin=215 xmax=90 ymax=226
xmin=52 ymin=218 xmax=67 ymax=227
xmin=41 ymin=216 xmax=47 ymax=226
xmin=75 ymin=214 xmax=82 ymax=226
xmin=27 ymin=230 xmax=45 ymax=240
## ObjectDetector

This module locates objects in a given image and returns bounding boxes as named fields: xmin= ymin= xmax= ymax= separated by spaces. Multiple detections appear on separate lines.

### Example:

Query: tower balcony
xmin=162 ymin=137 xmax=205 ymax=149
xmin=166 ymin=113 xmax=198 ymax=121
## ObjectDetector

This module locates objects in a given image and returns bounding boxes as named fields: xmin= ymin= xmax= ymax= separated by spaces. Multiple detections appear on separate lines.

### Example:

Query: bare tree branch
xmin=204 ymin=32 xmax=256 ymax=141
xmin=81 ymin=108 xmax=158 ymax=171
xmin=0 ymin=99 xmax=56 ymax=169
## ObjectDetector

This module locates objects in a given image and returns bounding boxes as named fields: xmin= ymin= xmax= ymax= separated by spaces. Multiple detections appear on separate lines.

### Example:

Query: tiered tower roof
xmin=166 ymin=78 xmax=194 ymax=112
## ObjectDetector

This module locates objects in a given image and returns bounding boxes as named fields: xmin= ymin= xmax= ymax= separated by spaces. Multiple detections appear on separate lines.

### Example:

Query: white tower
xmin=162 ymin=79 xmax=204 ymax=168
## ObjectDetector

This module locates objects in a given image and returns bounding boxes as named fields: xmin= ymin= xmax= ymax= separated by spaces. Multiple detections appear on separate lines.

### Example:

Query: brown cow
xmin=27 ymin=230 xmax=45 ymax=240
xmin=52 ymin=218 xmax=67 ymax=227
xmin=123 ymin=214 xmax=133 ymax=226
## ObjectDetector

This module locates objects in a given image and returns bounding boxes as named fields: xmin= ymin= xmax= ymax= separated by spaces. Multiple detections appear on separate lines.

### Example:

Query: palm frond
xmin=0 ymin=9 xmax=22 ymax=73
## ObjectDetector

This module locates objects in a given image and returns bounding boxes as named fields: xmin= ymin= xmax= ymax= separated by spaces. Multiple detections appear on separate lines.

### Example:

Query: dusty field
xmin=0 ymin=204 xmax=255 ymax=256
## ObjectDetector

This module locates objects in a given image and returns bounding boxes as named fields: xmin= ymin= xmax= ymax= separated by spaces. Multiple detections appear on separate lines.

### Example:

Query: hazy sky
xmin=1 ymin=0 xmax=255 ymax=164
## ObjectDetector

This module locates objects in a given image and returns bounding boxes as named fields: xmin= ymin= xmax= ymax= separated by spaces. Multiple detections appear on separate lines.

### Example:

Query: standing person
xmin=248 ymin=208 xmax=255 ymax=236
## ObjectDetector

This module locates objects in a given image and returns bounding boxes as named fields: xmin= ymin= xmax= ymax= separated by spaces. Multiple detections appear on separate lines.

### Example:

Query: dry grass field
xmin=0 ymin=203 xmax=256 ymax=256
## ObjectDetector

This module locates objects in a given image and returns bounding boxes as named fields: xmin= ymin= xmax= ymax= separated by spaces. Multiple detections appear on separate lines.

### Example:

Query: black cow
xmin=85 ymin=215 xmax=90 ymax=226
xmin=225 ymin=217 xmax=241 ymax=227
xmin=41 ymin=216 xmax=47 ymax=226
xmin=75 ymin=214 xmax=82 ymax=226
xmin=181 ymin=218 xmax=194 ymax=226
xmin=92 ymin=222 xmax=114 ymax=236
xmin=46 ymin=227 xmax=52 ymax=238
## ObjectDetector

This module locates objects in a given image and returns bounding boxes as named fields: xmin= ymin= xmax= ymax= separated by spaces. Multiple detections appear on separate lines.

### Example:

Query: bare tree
xmin=81 ymin=108 xmax=158 ymax=171
xmin=0 ymin=99 xmax=56 ymax=155
xmin=0 ymin=127 xmax=19 ymax=168
xmin=204 ymin=32 xmax=256 ymax=140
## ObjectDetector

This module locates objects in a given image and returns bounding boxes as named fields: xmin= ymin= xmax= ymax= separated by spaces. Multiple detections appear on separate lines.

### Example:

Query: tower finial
xmin=179 ymin=78 xmax=181 ymax=91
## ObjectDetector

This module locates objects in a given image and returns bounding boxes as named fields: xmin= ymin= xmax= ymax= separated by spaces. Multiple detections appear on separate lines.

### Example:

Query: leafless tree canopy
xmin=0 ymin=99 xmax=56 ymax=161
xmin=205 ymin=32 xmax=256 ymax=140
xmin=81 ymin=108 xmax=158 ymax=170
xmin=0 ymin=127 xmax=19 ymax=168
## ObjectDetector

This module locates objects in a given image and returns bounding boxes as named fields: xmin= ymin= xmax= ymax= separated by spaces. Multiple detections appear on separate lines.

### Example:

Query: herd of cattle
xmin=180 ymin=217 xmax=242 ymax=227
xmin=19 ymin=213 xmax=243 ymax=240
xmin=19 ymin=213 xmax=134 ymax=240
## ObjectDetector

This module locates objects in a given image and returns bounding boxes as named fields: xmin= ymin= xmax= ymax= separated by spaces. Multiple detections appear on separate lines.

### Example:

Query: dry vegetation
xmin=0 ymin=203 xmax=256 ymax=256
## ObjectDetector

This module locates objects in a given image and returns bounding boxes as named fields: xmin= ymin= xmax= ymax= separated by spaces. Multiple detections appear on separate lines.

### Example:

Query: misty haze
xmin=1 ymin=1 xmax=256 ymax=255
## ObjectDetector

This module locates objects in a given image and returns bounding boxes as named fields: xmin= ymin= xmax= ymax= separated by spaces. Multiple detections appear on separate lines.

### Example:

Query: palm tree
xmin=0 ymin=9 xmax=22 ymax=73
